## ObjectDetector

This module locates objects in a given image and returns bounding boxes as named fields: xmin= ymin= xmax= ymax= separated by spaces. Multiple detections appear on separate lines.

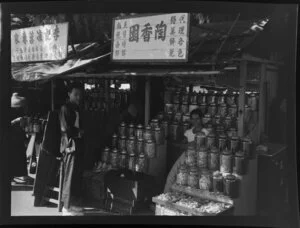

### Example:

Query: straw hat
xmin=11 ymin=93 xmax=27 ymax=108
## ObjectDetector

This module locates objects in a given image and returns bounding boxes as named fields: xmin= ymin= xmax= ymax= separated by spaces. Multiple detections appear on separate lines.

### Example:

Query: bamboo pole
xmin=144 ymin=77 xmax=151 ymax=126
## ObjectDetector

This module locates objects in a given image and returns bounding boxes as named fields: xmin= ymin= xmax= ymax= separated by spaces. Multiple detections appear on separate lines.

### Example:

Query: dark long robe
xmin=10 ymin=108 xmax=27 ymax=178
xmin=59 ymin=102 xmax=84 ymax=209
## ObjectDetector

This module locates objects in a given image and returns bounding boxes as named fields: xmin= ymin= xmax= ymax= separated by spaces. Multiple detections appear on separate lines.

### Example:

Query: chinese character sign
xmin=11 ymin=23 xmax=69 ymax=63
xmin=112 ymin=13 xmax=189 ymax=62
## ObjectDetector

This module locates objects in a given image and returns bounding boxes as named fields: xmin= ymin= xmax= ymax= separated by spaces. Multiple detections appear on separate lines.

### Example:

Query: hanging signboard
xmin=11 ymin=22 xmax=69 ymax=63
xmin=111 ymin=13 xmax=190 ymax=62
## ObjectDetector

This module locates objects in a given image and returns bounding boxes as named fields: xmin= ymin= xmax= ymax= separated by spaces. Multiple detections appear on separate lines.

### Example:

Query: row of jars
xmin=185 ymin=145 xmax=247 ymax=175
xmin=101 ymin=147 xmax=148 ymax=173
xmin=164 ymin=89 xmax=259 ymax=109
xmin=176 ymin=165 xmax=238 ymax=198
xmin=21 ymin=116 xmax=44 ymax=134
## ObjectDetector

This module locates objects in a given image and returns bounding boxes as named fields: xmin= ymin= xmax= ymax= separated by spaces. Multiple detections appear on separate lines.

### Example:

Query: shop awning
xmin=11 ymin=42 xmax=111 ymax=82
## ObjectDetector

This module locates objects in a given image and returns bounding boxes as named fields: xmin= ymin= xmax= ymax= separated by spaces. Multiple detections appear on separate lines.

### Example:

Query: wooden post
xmin=144 ymin=77 xmax=150 ymax=126
xmin=51 ymin=80 xmax=55 ymax=111
xmin=238 ymin=60 xmax=247 ymax=137
xmin=258 ymin=63 xmax=267 ymax=142
xmin=0 ymin=3 xmax=11 ymax=222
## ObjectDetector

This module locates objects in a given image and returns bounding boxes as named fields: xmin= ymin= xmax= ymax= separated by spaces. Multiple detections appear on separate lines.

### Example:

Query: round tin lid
xmin=129 ymin=123 xmax=135 ymax=128
xmin=120 ymin=136 xmax=127 ymax=139
xmin=235 ymin=151 xmax=245 ymax=157
xmin=121 ymin=149 xmax=127 ymax=155
xmin=146 ymin=139 xmax=154 ymax=143
xmin=137 ymin=124 xmax=143 ymax=128
xmin=210 ymin=147 xmax=219 ymax=153
xmin=154 ymin=127 xmax=161 ymax=131
xmin=120 ymin=122 xmax=126 ymax=126
xmin=138 ymin=153 xmax=145 ymax=158
xmin=112 ymin=148 xmax=118 ymax=153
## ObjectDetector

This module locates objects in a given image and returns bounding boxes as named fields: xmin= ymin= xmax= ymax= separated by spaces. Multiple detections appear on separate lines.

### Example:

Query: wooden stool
xmin=41 ymin=157 xmax=64 ymax=212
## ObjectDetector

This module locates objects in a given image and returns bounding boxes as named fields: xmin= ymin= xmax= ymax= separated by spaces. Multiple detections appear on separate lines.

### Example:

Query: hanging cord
xmin=212 ymin=13 xmax=240 ymax=65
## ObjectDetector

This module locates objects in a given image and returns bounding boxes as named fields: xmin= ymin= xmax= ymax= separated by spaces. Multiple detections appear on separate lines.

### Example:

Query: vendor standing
xmin=184 ymin=109 xmax=209 ymax=143
xmin=59 ymin=83 xmax=85 ymax=216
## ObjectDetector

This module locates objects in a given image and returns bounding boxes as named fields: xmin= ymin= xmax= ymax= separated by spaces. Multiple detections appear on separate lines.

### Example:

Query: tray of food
xmin=152 ymin=192 xmax=233 ymax=216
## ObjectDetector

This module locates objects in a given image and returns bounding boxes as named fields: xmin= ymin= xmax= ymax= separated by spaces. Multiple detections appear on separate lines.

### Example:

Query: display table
xmin=82 ymin=170 xmax=107 ymax=203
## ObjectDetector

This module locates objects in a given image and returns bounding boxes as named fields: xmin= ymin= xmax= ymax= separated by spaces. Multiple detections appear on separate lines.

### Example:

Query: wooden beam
xmin=238 ymin=60 xmax=247 ymax=137
xmin=144 ymin=77 xmax=151 ymax=126
xmin=232 ymin=54 xmax=284 ymax=66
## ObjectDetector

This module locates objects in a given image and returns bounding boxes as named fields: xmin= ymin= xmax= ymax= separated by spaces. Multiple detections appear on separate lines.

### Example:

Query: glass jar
xmin=197 ymin=92 xmax=206 ymax=104
xmin=127 ymin=123 xmax=135 ymax=138
xmin=218 ymin=93 xmax=225 ymax=104
xmin=164 ymin=90 xmax=173 ymax=103
xmin=188 ymin=166 xmax=199 ymax=188
xmin=135 ymin=124 xmax=144 ymax=140
xmin=118 ymin=136 xmax=127 ymax=150
xmin=218 ymin=103 xmax=227 ymax=118
xmin=151 ymin=119 xmax=159 ymax=130
xmin=220 ymin=149 xmax=233 ymax=173
xmin=196 ymin=146 xmax=208 ymax=169
xmin=181 ymin=102 xmax=189 ymax=114
xmin=136 ymin=138 xmax=144 ymax=155
xmin=241 ymin=137 xmax=252 ymax=158
xmin=213 ymin=172 xmax=223 ymax=193
xmin=226 ymin=93 xmax=236 ymax=106
xmin=174 ymin=112 xmax=183 ymax=122
xmin=249 ymin=92 xmax=257 ymax=111
xmin=230 ymin=136 xmax=239 ymax=154
xmin=209 ymin=147 xmax=220 ymax=171
xmin=186 ymin=146 xmax=197 ymax=167
xmin=202 ymin=114 xmax=212 ymax=126
xmin=112 ymin=134 xmax=118 ymax=148
xmin=110 ymin=149 xmax=119 ymax=169
xmin=244 ymin=105 xmax=251 ymax=121
xmin=154 ymin=127 xmax=162 ymax=145
xmin=195 ymin=132 xmax=206 ymax=150
xmin=101 ymin=147 xmax=110 ymax=163
xmin=190 ymin=91 xmax=198 ymax=104
xmin=126 ymin=136 xmax=136 ymax=155
xmin=199 ymin=169 xmax=212 ymax=191
xmin=143 ymin=126 xmax=153 ymax=141
xmin=207 ymin=92 xmax=216 ymax=104
xmin=206 ymin=132 xmax=216 ymax=149
xmin=128 ymin=152 xmax=136 ymax=171
xmin=173 ymin=91 xmax=181 ymax=103
xmin=218 ymin=133 xmax=228 ymax=151
xmin=164 ymin=103 xmax=174 ymax=113
xmin=176 ymin=165 xmax=188 ymax=186
xmin=173 ymin=102 xmax=180 ymax=113
xmin=224 ymin=116 xmax=232 ymax=130
xmin=136 ymin=153 xmax=147 ymax=173
xmin=208 ymin=103 xmax=217 ymax=116
xmin=189 ymin=103 xmax=199 ymax=113
xmin=119 ymin=122 xmax=126 ymax=137
xmin=227 ymin=128 xmax=237 ymax=138
xmin=199 ymin=103 xmax=207 ymax=115
xmin=224 ymin=174 xmax=237 ymax=197
xmin=181 ymin=92 xmax=189 ymax=103
xmin=119 ymin=149 xmax=128 ymax=169
xmin=144 ymin=139 xmax=156 ymax=158
xmin=169 ymin=121 xmax=179 ymax=141
xmin=229 ymin=104 xmax=238 ymax=118
xmin=234 ymin=151 xmax=245 ymax=175
xmin=206 ymin=124 xmax=214 ymax=135
xmin=161 ymin=121 xmax=169 ymax=139
xmin=214 ymin=115 xmax=221 ymax=126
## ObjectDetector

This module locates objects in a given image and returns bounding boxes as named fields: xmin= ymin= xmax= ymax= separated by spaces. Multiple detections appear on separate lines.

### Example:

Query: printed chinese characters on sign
xmin=11 ymin=23 xmax=68 ymax=63
xmin=112 ymin=13 xmax=189 ymax=61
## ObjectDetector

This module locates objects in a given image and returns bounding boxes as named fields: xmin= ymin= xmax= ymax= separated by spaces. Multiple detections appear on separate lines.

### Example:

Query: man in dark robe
xmin=59 ymin=83 xmax=85 ymax=216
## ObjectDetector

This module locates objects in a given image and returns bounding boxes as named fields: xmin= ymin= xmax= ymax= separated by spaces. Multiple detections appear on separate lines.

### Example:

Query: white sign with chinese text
xmin=112 ymin=13 xmax=189 ymax=62
xmin=11 ymin=22 xmax=69 ymax=63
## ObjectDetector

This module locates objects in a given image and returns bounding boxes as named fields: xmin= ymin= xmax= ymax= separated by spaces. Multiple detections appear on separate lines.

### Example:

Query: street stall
xmin=10 ymin=12 xmax=284 ymax=216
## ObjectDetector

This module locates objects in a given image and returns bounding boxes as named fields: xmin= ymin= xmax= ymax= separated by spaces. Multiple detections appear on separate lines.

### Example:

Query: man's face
xmin=190 ymin=113 xmax=201 ymax=128
xmin=68 ymin=88 xmax=82 ymax=106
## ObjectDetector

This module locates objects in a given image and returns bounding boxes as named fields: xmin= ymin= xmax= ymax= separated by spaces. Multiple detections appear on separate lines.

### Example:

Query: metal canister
xmin=229 ymin=104 xmax=238 ymax=118
xmin=173 ymin=102 xmax=180 ymax=113
xmin=173 ymin=91 xmax=181 ymax=103
xmin=202 ymin=114 xmax=212 ymax=126
xmin=208 ymin=147 xmax=220 ymax=171
xmin=227 ymin=127 xmax=237 ymax=138
xmin=189 ymin=102 xmax=199 ymax=113
xmin=181 ymin=92 xmax=189 ymax=103
xmin=118 ymin=136 xmax=127 ymax=150
xmin=195 ymin=132 xmax=206 ymax=150
xmin=199 ymin=103 xmax=207 ymax=115
xmin=199 ymin=169 xmax=212 ymax=191
xmin=218 ymin=133 xmax=228 ymax=151
xmin=112 ymin=134 xmax=118 ymax=148
xmin=136 ymin=138 xmax=144 ymax=155
xmin=249 ymin=92 xmax=257 ymax=111
xmin=151 ymin=119 xmax=160 ymax=130
xmin=213 ymin=172 xmax=224 ymax=193
xmin=206 ymin=132 xmax=216 ymax=149
xmin=169 ymin=121 xmax=179 ymax=141
xmin=128 ymin=152 xmax=136 ymax=171
xmin=186 ymin=146 xmax=197 ymax=167
xmin=154 ymin=127 xmax=162 ymax=145
xmin=176 ymin=165 xmax=188 ymax=186
xmin=220 ymin=149 xmax=233 ymax=173
xmin=230 ymin=136 xmax=240 ymax=154
xmin=188 ymin=166 xmax=199 ymax=188
xmin=119 ymin=149 xmax=128 ymax=169
xmin=174 ymin=112 xmax=182 ymax=122
xmin=190 ymin=91 xmax=198 ymax=104
xmin=224 ymin=174 xmax=237 ymax=197
xmin=135 ymin=124 xmax=144 ymax=140
xmin=110 ymin=148 xmax=119 ymax=169
xmin=218 ymin=93 xmax=225 ymax=104
xmin=164 ymin=103 xmax=174 ymax=113
xmin=181 ymin=102 xmax=189 ymax=114
xmin=126 ymin=136 xmax=136 ymax=154
xmin=136 ymin=153 xmax=147 ymax=173
xmin=234 ymin=151 xmax=245 ymax=175
xmin=127 ymin=123 xmax=135 ymax=138
xmin=144 ymin=139 xmax=156 ymax=158
xmin=164 ymin=90 xmax=173 ymax=103
xmin=196 ymin=146 xmax=208 ymax=169
xmin=224 ymin=115 xmax=232 ymax=130
xmin=161 ymin=121 xmax=169 ymax=139
xmin=241 ymin=137 xmax=252 ymax=158
xmin=119 ymin=122 xmax=126 ymax=137
xmin=214 ymin=115 xmax=222 ymax=126
xmin=218 ymin=103 xmax=227 ymax=117
xmin=208 ymin=103 xmax=217 ymax=116
xmin=143 ymin=126 xmax=153 ymax=141
xmin=182 ymin=114 xmax=190 ymax=123
xmin=166 ymin=111 xmax=173 ymax=122
xmin=197 ymin=92 xmax=206 ymax=104
xmin=226 ymin=92 xmax=236 ymax=106
xmin=101 ymin=147 xmax=110 ymax=163
xmin=207 ymin=91 xmax=216 ymax=104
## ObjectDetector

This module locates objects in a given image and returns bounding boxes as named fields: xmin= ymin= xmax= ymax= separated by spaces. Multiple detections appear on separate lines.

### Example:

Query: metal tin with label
xmin=112 ymin=134 xmax=118 ymax=148
xmin=197 ymin=147 xmax=208 ymax=169
xmin=127 ymin=123 xmax=135 ymax=138
xmin=206 ymin=132 xmax=216 ymax=149
xmin=176 ymin=165 xmax=188 ymax=186
xmin=213 ymin=172 xmax=223 ymax=193
xmin=188 ymin=166 xmax=199 ymax=188
xmin=136 ymin=138 xmax=144 ymax=155
xmin=126 ymin=136 xmax=136 ymax=155
xmin=144 ymin=139 xmax=156 ymax=158
xmin=118 ymin=136 xmax=127 ymax=150
xmin=220 ymin=149 xmax=233 ymax=173
xmin=135 ymin=124 xmax=144 ymax=140
xmin=234 ymin=151 xmax=245 ymax=175
xmin=209 ymin=147 xmax=220 ymax=171
xmin=101 ymin=147 xmax=110 ymax=163
xmin=119 ymin=149 xmax=128 ymax=169
xmin=119 ymin=122 xmax=126 ymax=137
